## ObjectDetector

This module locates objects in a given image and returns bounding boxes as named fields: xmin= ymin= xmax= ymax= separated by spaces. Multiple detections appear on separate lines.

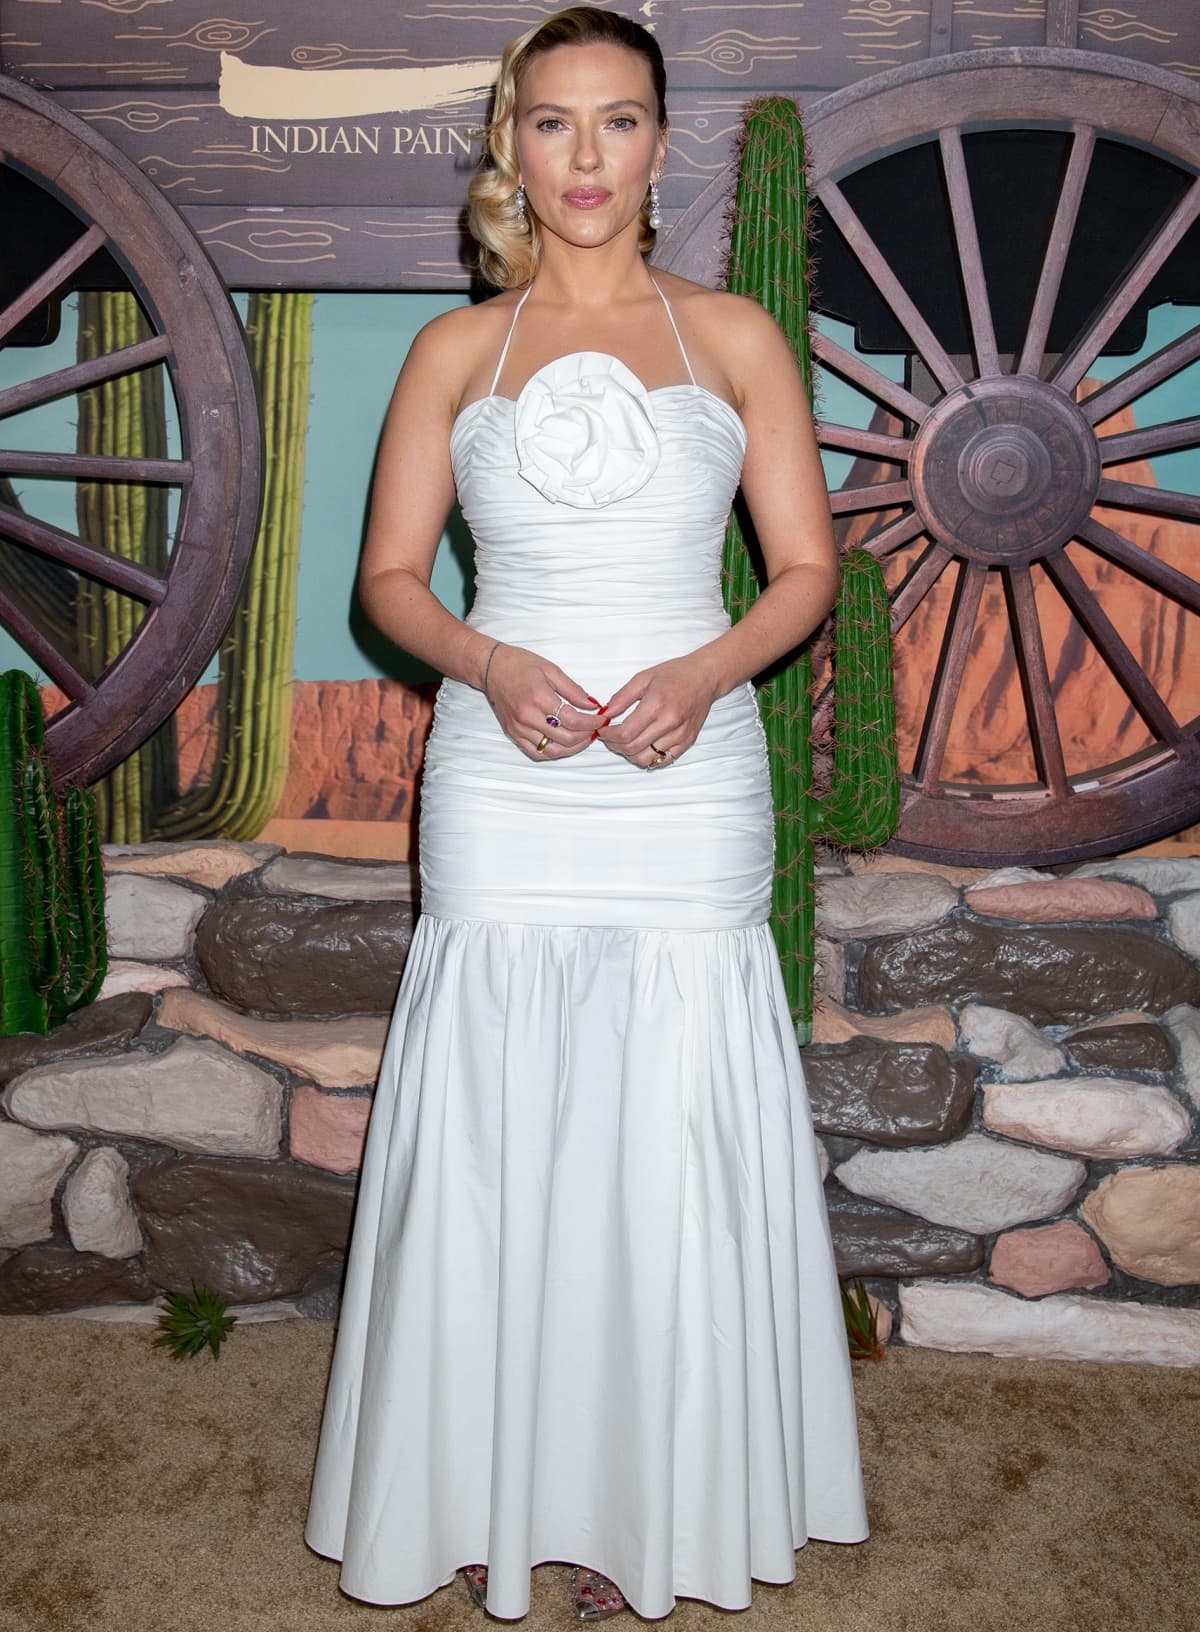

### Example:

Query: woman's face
xmin=513 ymin=41 xmax=667 ymax=251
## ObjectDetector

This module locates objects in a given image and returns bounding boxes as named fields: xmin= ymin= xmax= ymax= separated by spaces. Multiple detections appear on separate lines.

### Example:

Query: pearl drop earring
xmin=515 ymin=182 xmax=526 ymax=225
xmin=648 ymin=177 xmax=662 ymax=231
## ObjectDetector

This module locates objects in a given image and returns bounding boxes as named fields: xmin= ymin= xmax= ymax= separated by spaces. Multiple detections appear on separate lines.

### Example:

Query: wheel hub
xmin=911 ymin=376 xmax=1100 ymax=563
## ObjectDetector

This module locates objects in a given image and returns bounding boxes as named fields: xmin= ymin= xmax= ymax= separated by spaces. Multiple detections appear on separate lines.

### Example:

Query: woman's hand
xmin=596 ymin=653 xmax=722 ymax=769
xmin=484 ymin=643 xmax=604 ymax=761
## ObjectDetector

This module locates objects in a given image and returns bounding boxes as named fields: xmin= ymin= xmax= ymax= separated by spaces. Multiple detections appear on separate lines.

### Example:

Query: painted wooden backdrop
xmin=3 ymin=1 xmax=1197 ymax=287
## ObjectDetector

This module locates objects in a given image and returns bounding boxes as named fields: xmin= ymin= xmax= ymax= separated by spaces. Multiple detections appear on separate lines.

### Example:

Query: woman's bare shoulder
xmin=405 ymin=290 xmax=524 ymax=374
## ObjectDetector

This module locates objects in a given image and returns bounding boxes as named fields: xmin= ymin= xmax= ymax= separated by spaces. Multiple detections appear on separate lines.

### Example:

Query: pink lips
xmin=563 ymin=188 xmax=611 ymax=208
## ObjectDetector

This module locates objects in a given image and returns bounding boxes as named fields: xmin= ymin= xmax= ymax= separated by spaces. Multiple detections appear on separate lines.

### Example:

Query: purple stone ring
xmin=545 ymin=713 xmax=561 ymax=729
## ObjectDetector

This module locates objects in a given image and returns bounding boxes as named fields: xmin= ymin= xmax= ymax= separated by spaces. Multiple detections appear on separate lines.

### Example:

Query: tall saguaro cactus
xmin=76 ymin=291 xmax=176 ymax=843
xmin=721 ymin=96 xmax=900 ymax=1041
xmin=0 ymin=669 xmax=106 ymax=1036
xmin=156 ymin=291 xmax=313 ymax=840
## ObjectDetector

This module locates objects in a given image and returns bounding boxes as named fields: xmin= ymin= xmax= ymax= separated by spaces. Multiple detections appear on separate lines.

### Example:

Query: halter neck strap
xmin=488 ymin=282 xmax=535 ymax=396
xmin=648 ymin=276 xmax=697 ymax=386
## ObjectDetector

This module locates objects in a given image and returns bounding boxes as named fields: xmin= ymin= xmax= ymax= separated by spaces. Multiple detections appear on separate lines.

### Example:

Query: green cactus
xmin=0 ymin=669 xmax=107 ymax=1036
xmin=721 ymin=96 xmax=900 ymax=1042
xmin=76 ymin=291 xmax=177 ymax=844
xmin=155 ymin=291 xmax=313 ymax=840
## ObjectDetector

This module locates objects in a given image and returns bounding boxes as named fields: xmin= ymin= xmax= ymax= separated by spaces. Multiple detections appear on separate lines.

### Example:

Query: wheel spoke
xmin=0 ymin=580 xmax=95 ymax=701
xmin=861 ymin=508 xmax=926 ymax=559
xmin=817 ymin=178 xmax=965 ymax=395
xmin=812 ymin=331 xmax=930 ymax=425
xmin=938 ymin=126 xmax=1000 ymax=377
xmin=914 ymin=560 xmax=987 ymax=792
xmin=0 ymin=224 xmax=107 ymax=348
xmin=1041 ymin=547 xmax=1187 ymax=747
xmin=817 ymin=423 xmax=912 ymax=462
xmin=0 ymin=502 xmax=168 ymax=603
xmin=1076 ymin=514 xmax=1200 ymax=612
xmin=1004 ymin=564 xmax=1069 ymax=797
xmin=829 ymin=479 xmax=911 ymax=516
xmin=0 ymin=451 xmax=192 ymax=485
xmin=0 ymin=334 xmax=172 ymax=421
xmin=1097 ymin=478 xmax=1200 ymax=523
xmin=1018 ymin=124 xmax=1095 ymax=379
xmin=890 ymin=540 xmax=953 ymax=631
xmin=1098 ymin=417 xmax=1200 ymax=464
xmin=1054 ymin=176 xmax=1200 ymax=397
xmin=1080 ymin=323 xmax=1200 ymax=425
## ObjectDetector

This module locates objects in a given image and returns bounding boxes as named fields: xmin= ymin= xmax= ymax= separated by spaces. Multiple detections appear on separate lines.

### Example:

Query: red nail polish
xmin=590 ymin=730 xmax=599 ymax=741
xmin=587 ymin=695 xmax=601 ymax=707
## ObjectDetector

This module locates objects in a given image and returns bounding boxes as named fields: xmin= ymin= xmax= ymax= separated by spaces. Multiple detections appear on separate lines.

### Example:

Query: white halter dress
xmin=304 ymin=278 xmax=869 ymax=1619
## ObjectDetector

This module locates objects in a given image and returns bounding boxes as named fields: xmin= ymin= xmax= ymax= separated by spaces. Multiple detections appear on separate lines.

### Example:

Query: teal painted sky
xmin=1 ymin=293 xmax=1197 ymax=684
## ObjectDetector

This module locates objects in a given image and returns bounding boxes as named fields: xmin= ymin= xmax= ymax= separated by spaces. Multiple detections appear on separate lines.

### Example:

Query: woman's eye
xmin=610 ymin=116 xmax=637 ymax=130
xmin=536 ymin=117 xmax=565 ymax=132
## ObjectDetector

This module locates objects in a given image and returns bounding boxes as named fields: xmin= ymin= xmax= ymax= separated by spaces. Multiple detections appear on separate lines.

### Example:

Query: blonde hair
xmin=468 ymin=6 xmax=668 ymax=290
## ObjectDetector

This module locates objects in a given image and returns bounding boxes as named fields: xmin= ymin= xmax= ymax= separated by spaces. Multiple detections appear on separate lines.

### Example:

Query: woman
xmin=304 ymin=7 xmax=869 ymax=1620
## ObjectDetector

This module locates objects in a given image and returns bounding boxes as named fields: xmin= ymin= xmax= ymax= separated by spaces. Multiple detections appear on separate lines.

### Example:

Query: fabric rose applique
xmin=513 ymin=352 xmax=661 ymax=508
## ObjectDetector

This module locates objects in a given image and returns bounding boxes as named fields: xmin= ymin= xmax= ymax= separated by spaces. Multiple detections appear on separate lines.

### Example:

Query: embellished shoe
xmin=462 ymin=1564 xmax=489 ymax=1610
xmin=572 ymin=1566 xmax=627 ymax=1620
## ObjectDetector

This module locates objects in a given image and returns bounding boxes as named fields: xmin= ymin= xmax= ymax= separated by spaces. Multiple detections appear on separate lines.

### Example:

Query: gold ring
xmin=535 ymin=733 xmax=551 ymax=753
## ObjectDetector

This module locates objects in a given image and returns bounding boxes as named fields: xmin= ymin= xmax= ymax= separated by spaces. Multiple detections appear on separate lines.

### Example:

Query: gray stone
xmin=973 ymin=867 xmax=1055 ymax=888
xmin=97 ymin=961 xmax=192 ymax=1000
xmin=0 ymin=1123 xmax=78 ymax=1247
xmin=803 ymin=1040 xmax=975 ymax=1146
xmin=835 ymin=1132 xmax=1086 ymax=1233
xmin=858 ymin=920 xmax=1200 ymax=1026
xmin=135 ymin=1156 xmax=356 ymax=1303
xmin=259 ymin=852 xmax=414 ymax=901
xmin=0 ymin=1245 xmax=154 ymax=1313
xmin=982 ymin=1077 xmax=1191 ymax=1158
xmin=1167 ymin=893 xmax=1200 ymax=959
xmin=826 ymin=1201 xmax=984 ymax=1278
xmin=195 ymin=896 xmax=414 ymax=1015
xmin=1164 ymin=1005 xmax=1200 ymax=1111
xmin=958 ymin=1004 xmax=1066 ymax=1081
xmin=1070 ymin=857 xmax=1200 ymax=895
xmin=1064 ymin=1023 xmax=1175 ymax=1073
xmin=814 ymin=937 xmax=846 ymax=1003
xmin=4 ymin=1036 xmax=283 ymax=1157
xmin=0 ymin=992 xmax=153 ymax=1087
xmin=898 ymin=1280 xmax=1200 ymax=1367
xmin=62 ymin=1147 xmax=142 ymax=1259
xmin=814 ymin=873 xmax=959 ymax=939
xmin=104 ymin=873 xmax=208 ymax=960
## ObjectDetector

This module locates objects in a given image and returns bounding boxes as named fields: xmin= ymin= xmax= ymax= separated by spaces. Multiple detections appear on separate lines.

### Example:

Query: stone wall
xmin=1 ymin=841 xmax=1198 ymax=1366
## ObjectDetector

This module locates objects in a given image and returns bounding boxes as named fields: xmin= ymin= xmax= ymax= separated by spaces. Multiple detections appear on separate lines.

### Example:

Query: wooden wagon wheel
xmin=800 ymin=50 xmax=1200 ymax=865
xmin=0 ymin=74 xmax=261 ymax=788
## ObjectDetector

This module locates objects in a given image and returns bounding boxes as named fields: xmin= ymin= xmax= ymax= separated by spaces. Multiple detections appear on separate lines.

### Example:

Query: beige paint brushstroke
xmin=219 ymin=51 xmax=498 ymax=119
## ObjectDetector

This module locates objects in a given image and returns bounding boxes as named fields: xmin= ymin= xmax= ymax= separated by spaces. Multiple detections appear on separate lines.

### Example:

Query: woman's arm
xmin=599 ymin=294 xmax=839 ymax=761
xmin=358 ymin=309 xmax=597 ymax=758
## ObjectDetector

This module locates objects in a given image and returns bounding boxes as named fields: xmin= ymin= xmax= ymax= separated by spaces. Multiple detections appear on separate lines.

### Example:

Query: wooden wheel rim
xmin=0 ymin=74 xmax=262 ymax=788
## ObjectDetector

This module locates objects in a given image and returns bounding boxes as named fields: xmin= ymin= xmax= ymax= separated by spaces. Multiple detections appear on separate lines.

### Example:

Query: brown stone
xmin=811 ymin=997 xmax=956 ymax=1050
xmin=1079 ymin=1164 xmax=1200 ymax=1287
xmin=802 ymin=1040 xmax=976 ymax=1146
xmin=0 ymin=992 xmax=153 ymax=1087
xmin=965 ymin=879 xmax=1157 ymax=923
xmin=989 ymin=1221 xmax=1110 ymax=1298
xmin=857 ymin=921 xmax=1200 ymax=1027
xmin=134 ymin=1156 xmax=356 ymax=1302
xmin=157 ymin=988 xmax=389 ymax=1087
xmin=194 ymin=896 xmax=414 ymax=1015
xmin=0 ymin=1245 xmax=154 ymax=1314
xmin=826 ymin=1201 xmax=983 ymax=1278
xmin=1065 ymin=1024 xmax=1176 ymax=1073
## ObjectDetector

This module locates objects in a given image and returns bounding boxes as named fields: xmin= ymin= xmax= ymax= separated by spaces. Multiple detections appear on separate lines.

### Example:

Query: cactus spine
xmin=76 ymin=291 xmax=176 ymax=843
xmin=155 ymin=291 xmax=313 ymax=839
xmin=721 ymin=96 xmax=900 ymax=1042
xmin=0 ymin=669 xmax=106 ymax=1036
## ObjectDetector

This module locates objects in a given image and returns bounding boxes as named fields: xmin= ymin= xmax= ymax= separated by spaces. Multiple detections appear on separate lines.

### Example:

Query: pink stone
xmin=289 ymin=1087 xmax=373 ymax=1175
xmin=989 ymin=1220 xmax=1110 ymax=1297
xmin=965 ymin=879 xmax=1157 ymax=922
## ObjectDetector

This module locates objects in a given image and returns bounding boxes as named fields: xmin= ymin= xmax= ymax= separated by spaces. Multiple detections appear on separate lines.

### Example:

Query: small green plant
xmin=841 ymin=1277 xmax=887 ymax=1362
xmin=153 ymin=1283 xmax=237 ymax=1360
